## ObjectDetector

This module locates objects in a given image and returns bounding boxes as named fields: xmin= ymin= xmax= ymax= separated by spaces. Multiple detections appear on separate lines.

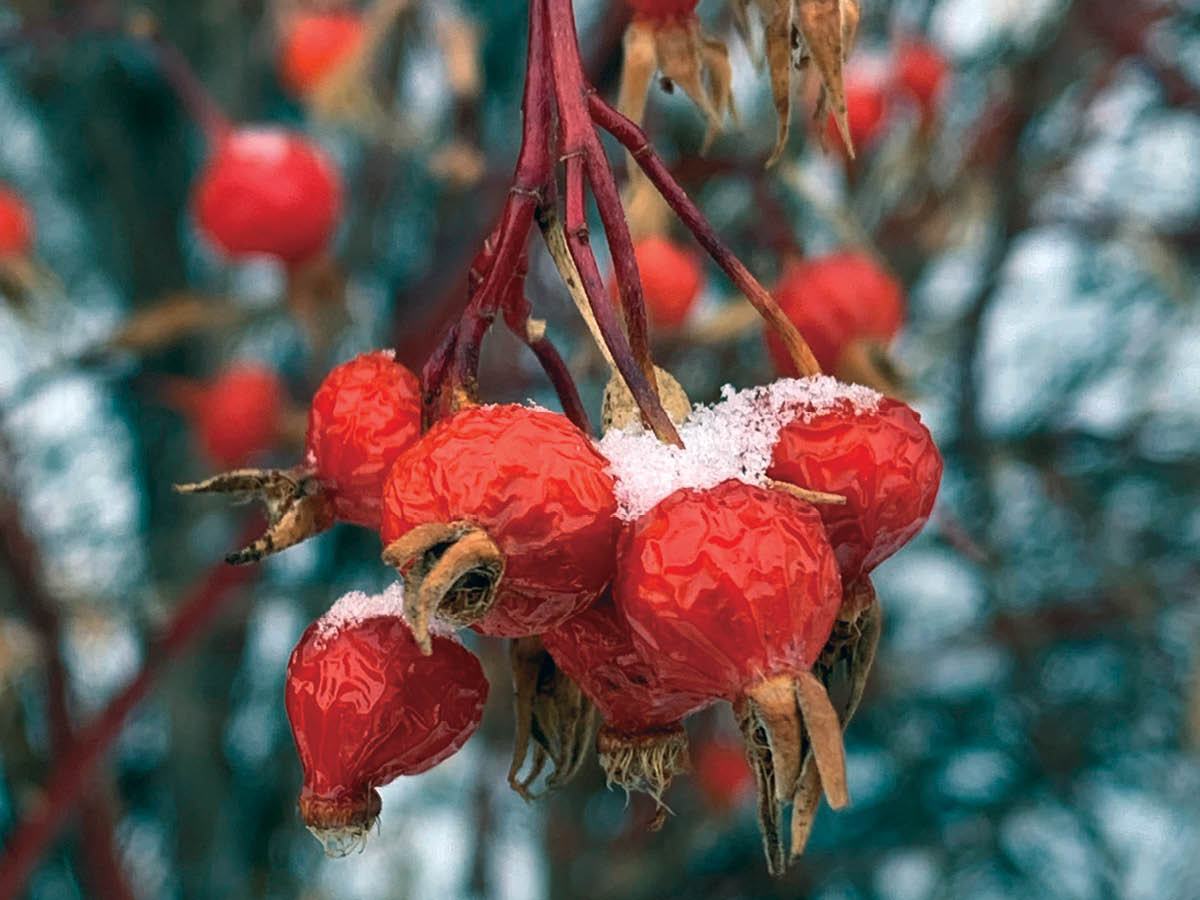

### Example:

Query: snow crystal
xmin=314 ymin=582 xmax=408 ymax=645
xmin=598 ymin=376 xmax=881 ymax=521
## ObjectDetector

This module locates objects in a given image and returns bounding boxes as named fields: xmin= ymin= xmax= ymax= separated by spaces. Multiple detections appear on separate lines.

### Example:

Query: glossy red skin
xmin=0 ymin=185 xmax=33 ymax=257
xmin=286 ymin=616 xmax=487 ymax=821
xmin=628 ymin=236 xmax=704 ymax=329
xmin=280 ymin=12 xmax=365 ymax=95
xmin=627 ymin=0 xmax=699 ymax=19
xmin=193 ymin=128 xmax=342 ymax=265
xmin=196 ymin=364 xmax=283 ymax=468
xmin=766 ymin=251 xmax=905 ymax=377
xmin=615 ymin=480 xmax=842 ymax=700
xmin=693 ymin=738 xmax=754 ymax=812
xmin=826 ymin=77 xmax=891 ymax=155
xmin=767 ymin=397 xmax=942 ymax=586
xmin=305 ymin=352 xmax=421 ymax=528
xmin=381 ymin=405 xmax=620 ymax=637
xmin=542 ymin=594 xmax=712 ymax=734
xmin=897 ymin=40 xmax=949 ymax=121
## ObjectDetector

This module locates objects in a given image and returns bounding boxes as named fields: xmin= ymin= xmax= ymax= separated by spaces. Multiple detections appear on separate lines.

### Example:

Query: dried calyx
xmin=300 ymin=789 xmax=382 ymax=858
xmin=508 ymin=636 xmax=597 ymax=801
xmin=175 ymin=467 xmax=334 ymax=564
xmin=382 ymin=521 xmax=505 ymax=655
xmin=596 ymin=724 xmax=691 ymax=821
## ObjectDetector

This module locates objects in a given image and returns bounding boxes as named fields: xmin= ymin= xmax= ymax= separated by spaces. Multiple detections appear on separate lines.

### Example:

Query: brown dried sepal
xmin=508 ymin=636 xmax=597 ymax=802
xmin=602 ymin=366 xmax=691 ymax=433
xmin=619 ymin=17 xmax=734 ymax=153
xmin=736 ymin=670 xmax=848 ymax=874
xmin=753 ymin=0 xmax=862 ymax=165
xmin=836 ymin=336 xmax=907 ymax=398
xmin=595 ymin=723 xmax=690 ymax=817
xmin=175 ymin=467 xmax=335 ymax=565
xmin=816 ymin=575 xmax=882 ymax=726
xmin=299 ymin=787 xmax=382 ymax=858
xmin=381 ymin=521 xmax=505 ymax=654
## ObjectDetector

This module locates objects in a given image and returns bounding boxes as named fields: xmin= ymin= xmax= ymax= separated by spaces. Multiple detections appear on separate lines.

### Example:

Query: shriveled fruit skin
xmin=305 ymin=352 xmax=421 ymax=528
xmin=280 ymin=12 xmax=365 ymax=96
xmin=193 ymin=127 xmax=342 ymax=265
xmin=615 ymin=480 xmax=842 ymax=700
xmin=767 ymin=251 xmax=904 ymax=376
xmin=381 ymin=404 xmax=620 ymax=637
xmin=626 ymin=0 xmax=700 ymax=19
xmin=542 ymin=594 xmax=711 ymax=734
xmin=0 ymin=185 xmax=33 ymax=256
xmin=768 ymin=396 xmax=942 ymax=585
xmin=285 ymin=616 xmax=487 ymax=824
xmin=197 ymin=364 xmax=283 ymax=468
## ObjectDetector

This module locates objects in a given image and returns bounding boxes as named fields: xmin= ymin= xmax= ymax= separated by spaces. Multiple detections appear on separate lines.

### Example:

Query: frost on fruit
xmin=313 ymin=582 xmax=409 ymax=646
xmin=598 ymin=375 xmax=881 ymax=521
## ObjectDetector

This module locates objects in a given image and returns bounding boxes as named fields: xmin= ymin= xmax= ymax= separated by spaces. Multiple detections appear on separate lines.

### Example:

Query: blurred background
xmin=1 ymin=0 xmax=1199 ymax=897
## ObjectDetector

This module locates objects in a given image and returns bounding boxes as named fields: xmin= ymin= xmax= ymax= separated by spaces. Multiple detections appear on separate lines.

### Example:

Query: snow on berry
xmin=381 ymin=404 xmax=620 ymax=650
xmin=597 ymin=375 xmax=882 ymax=522
xmin=192 ymin=127 xmax=342 ymax=266
xmin=286 ymin=591 xmax=487 ymax=856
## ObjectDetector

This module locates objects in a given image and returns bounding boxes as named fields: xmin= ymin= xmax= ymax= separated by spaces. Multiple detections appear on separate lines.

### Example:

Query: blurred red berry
xmin=619 ymin=236 xmax=705 ymax=330
xmin=896 ymin=40 xmax=949 ymax=123
xmin=826 ymin=74 xmax=890 ymax=155
xmin=0 ymin=184 xmax=33 ymax=257
xmin=693 ymin=738 xmax=754 ymax=813
xmin=766 ymin=251 xmax=904 ymax=377
xmin=279 ymin=12 xmax=365 ymax=96
xmin=169 ymin=364 xmax=284 ymax=469
xmin=304 ymin=351 xmax=421 ymax=528
xmin=192 ymin=127 xmax=342 ymax=266
xmin=286 ymin=608 xmax=487 ymax=855
xmin=626 ymin=0 xmax=700 ymax=20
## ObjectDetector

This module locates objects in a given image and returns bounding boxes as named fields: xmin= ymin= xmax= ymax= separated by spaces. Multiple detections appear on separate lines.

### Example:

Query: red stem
xmin=0 ymin=527 xmax=259 ymax=898
xmin=588 ymin=94 xmax=823 ymax=377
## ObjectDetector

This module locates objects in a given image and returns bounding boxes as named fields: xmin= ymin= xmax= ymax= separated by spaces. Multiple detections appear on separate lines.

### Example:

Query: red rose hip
xmin=381 ymin=404 xmax=619 ymax=650
xmin=0 ymin=184 xmax=33 ymax=257
xmin=279 ymin=12 xmax=365 ymax=96
xmin=285 ymin=585 xmax=487 ymax=856
xmin=622 ymin=236 xmax=705 ymax=330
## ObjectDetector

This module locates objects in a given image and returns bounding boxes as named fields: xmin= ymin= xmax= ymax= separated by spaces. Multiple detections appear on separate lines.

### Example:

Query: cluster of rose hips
xmin=182 ymin=343 xmax=941 ymax=874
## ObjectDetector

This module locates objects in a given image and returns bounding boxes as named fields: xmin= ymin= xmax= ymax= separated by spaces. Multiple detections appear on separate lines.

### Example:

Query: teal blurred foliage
xmin=1 ymin=0 xmax=1200 ymax=898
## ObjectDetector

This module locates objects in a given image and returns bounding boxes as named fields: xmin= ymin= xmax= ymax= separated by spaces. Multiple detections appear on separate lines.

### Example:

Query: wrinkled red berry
xmin=896 ymin=40 xmax=949 ymax=122
xmin=616 ymin=480 xmax=841 ymax=700
xmin=285 ymin=603 xmax=487 ymax=855
xmin=192 ymin=127 xmax=342 ymax=265
xmin=768 ymin=396 xmax=942 ymax=586
xmin=305 ymin=351 xmax=421 ymax=528
xmin=622 ymin=236 xmax=705 ymax=329
xmin=279 ymin=12 xmax=365 ymax=96
xmin=0 ymin=184 xmax=33 ymax=257
xmin=766 ymin=251 xmax=904 ymax=377
xmin=381 ymin=404 xmax=619 ymax=637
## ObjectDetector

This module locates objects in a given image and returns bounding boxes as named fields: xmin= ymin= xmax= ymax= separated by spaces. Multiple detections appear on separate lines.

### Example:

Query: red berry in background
xmin=622 ymin=236 xmax=705 ymax=330
xmin=0 ymin=184 xmax=33 ymax=257
xmin=615 ymin=479 xmax=847 ymax=871
xmin=381 ymin=404 xmax=619 ymax=648
xmin=192 ymin=127 xmax=342 ymax=266
xmin=543 ymin=594 xmax=712 ymax=802
xmin=285 ymin=590 xmax=487 ymax=856
xmin=896 ymin=40 xmax=949 ymax=123
xmin=826 ymin=73 xmax=890 ymax=156
xmin=279 ymin=12 xmax=365 ymax=96
xmin=625 ymin=0 xmax=700 ymax=20
xmin=693 ymin=737 xmax=754 ymax=814
xmin=768 ymin=395 xmax=942 ymax=589
xmin=165 ymin=364 xmax=284 ymax=469
xmin=766 ymin=251 xmax=904 ymax=378
xmin=304 ymin=351 xmax=421 ymax=528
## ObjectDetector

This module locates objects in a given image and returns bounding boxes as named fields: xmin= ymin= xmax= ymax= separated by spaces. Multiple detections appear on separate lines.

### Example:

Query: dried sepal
xmin=508 ymin=636 xmax=597 ymax=801
xmin=602 ymin=366 xmax=691 ymax=433
xmin=381 ymin=522 xmax=505 ymax=654
xmin=595 ymin=723 xmax=691 ymax=811
xmin=175 ymin=466 xmax=335 ymax=564
xmin=760 ymin=0 xmax=795 ymax=167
